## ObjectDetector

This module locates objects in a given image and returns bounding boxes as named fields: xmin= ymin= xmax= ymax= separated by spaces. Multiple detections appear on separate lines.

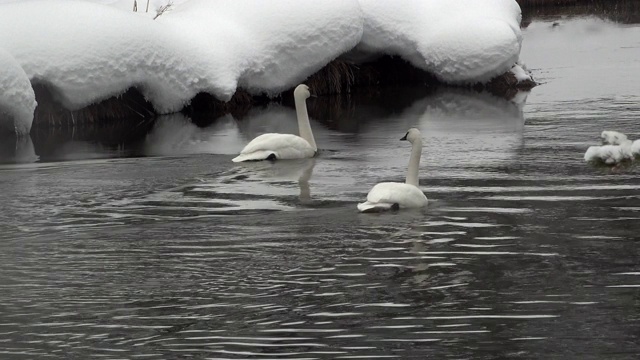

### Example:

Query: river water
xmin=1 ymin=14 xmax=640 ymax=360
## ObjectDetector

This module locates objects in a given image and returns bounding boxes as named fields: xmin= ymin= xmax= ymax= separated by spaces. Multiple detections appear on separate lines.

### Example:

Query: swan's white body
xmin=358 ymin=128 xmax=428 ymax=212
xmin=585 ymin=130 xmax=638 ymax=165
xmin=232 ymin=133 xmax=315 ymax=162
xmin=232 ymin=84 xmax=317 ymax=162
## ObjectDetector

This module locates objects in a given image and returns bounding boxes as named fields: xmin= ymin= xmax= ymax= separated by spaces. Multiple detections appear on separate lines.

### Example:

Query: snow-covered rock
xmin=601 ymin=130 xmax=630 ymax=145
xmin=0 ymin=0 xmax=525 ymax=136
xmin=584 ymin=144 xmax=634 ymax=165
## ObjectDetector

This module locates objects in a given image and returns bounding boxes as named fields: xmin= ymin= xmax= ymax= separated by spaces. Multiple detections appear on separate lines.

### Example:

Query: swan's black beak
xmin=400 ymin=133 xmax=408 ymax=141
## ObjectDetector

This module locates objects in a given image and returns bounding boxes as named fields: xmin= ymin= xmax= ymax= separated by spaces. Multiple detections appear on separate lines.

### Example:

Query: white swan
xmin=357 ymin=128 xmax=428 ymax=212
xmin=232 ymin=84 xmax=317 ymax=162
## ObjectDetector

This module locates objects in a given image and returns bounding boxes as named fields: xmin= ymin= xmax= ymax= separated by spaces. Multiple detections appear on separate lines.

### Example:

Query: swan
xmin=357 ymin=128 xmax=428 ymax=212
xmin=232 ymin=84 xmax=317 ymax=162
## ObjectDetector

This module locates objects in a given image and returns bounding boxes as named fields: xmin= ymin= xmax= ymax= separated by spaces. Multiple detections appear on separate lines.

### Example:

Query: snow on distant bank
xmin=0 ymin=48 xmax=36 ymax=135
xmin=0 ymin=0 xmax=526 ymax=136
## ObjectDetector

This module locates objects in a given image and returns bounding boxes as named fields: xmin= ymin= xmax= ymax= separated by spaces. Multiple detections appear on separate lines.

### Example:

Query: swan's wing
xmin=357 ymin=201 xmax=396 ymax=213
xmin=361 ymin=182 xmax=427 ymax=209
xmin=232 ymin=150 xmax=276 ymax=163
xmin=237 ymin=133 xmax=315 ymax=160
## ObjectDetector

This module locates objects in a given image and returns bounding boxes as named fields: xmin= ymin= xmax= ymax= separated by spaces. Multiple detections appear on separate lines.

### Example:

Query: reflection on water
xmin=521 ymin=0 xmax=640 ymax=25
xmin=1 ymin=15 xmax=640 ymax=360
xmin=522 ymin=18 xmax=640 ymax=103
xmin=145 ymin=114 xmax=244 ymax=156
xmin=0 ymin=135 xmax=38 ymax=163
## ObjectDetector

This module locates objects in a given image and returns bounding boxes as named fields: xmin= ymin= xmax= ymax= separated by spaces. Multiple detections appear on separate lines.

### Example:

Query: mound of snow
xmin=162 ymin=0 xmax=363 ymax=96
xmin=356 ymin=0 xmax=523 ymax=83
xmin=584 ymin=144 xmax=634 ymax=165
xmin=601 ymin=130 xmax=629 ymax=145
xmin=0 ymin=48 xmax=36 ymax=135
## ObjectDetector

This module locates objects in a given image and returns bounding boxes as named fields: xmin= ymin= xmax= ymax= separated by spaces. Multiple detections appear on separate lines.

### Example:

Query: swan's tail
xmin=357 ymin=201 xmax=398 ymax=213
xmin=232 ymin=151 xmax=276 ymax=162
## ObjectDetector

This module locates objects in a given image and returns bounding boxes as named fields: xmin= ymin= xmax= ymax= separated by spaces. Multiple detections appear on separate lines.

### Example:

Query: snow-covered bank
xmin=0 ymin=48 xmax=36 ymax=135
xmin=0 ymin=0 xmax=530 ymax=136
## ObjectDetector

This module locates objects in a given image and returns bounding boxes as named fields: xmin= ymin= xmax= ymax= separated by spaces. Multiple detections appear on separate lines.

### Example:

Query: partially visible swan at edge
xmin=232 ymin=84 xmax=317 ymax=162
xmin=357 ymin=128 xmax=428 ymax=212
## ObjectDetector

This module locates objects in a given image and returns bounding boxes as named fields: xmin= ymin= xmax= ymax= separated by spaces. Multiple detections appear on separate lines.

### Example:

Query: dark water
xmin=1 ymin=17 xmax=640 ymax=360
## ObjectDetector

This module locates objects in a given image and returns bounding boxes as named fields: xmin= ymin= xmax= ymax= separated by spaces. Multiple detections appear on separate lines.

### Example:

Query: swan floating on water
xmin=585 ymin=130 xmax=639 ymax=165
xmin=232 ymin=84 xmax=317 ymax=162
xmin=357 ymin=128 xmax=428 ymax=212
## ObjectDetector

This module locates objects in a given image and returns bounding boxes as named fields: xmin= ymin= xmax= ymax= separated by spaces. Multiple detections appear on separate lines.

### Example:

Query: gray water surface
xmin=1 ymin=17 xmax=640 ymax=359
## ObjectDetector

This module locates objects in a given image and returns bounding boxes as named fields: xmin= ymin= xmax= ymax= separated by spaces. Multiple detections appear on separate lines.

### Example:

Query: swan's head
xmin=400 ymin=128 xmax=422 ymax=143
xmin=294 ymin=84 xmax=311 ymax=100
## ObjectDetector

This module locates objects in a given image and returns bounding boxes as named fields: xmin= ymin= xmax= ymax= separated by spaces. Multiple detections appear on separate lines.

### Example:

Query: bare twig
xmin=153 ymin=1 xmax=174 ymax=20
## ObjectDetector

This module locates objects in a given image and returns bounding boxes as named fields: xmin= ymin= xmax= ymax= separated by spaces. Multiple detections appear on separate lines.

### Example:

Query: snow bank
xmin=0 ymin=1 xmax=217 ymax=114
xmin=0 ymin=0 xmax=524 ymax=136
xmin=356 ymin=0 xmax=523 ymax=84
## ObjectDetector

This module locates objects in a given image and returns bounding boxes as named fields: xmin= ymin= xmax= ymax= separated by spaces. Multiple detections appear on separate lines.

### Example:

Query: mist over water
xmin=1 ymin=15 xmax=640 ymax=359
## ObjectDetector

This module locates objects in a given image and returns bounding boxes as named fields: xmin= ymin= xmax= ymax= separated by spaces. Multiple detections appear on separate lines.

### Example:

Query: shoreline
xmin=28 ymin=56 xmax=535 ymax=131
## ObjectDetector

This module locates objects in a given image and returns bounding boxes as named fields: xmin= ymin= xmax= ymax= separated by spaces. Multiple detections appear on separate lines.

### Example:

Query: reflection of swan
xmin=232 ymin=84 xmax=317 ymax=162
xmin=0 ymin=135 xmax=39 ymax=164
xmin=357 ymin=128 xmax=428 ymax=212
xmin=236 ymin=158 xmax=316 ymax=203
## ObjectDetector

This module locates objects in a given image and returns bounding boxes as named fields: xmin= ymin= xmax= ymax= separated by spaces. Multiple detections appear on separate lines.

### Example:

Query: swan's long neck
xmin=405 ymin=138 xmax=422 ymax=187
xmin=295 ymin=95 xmax=317 ymax=151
